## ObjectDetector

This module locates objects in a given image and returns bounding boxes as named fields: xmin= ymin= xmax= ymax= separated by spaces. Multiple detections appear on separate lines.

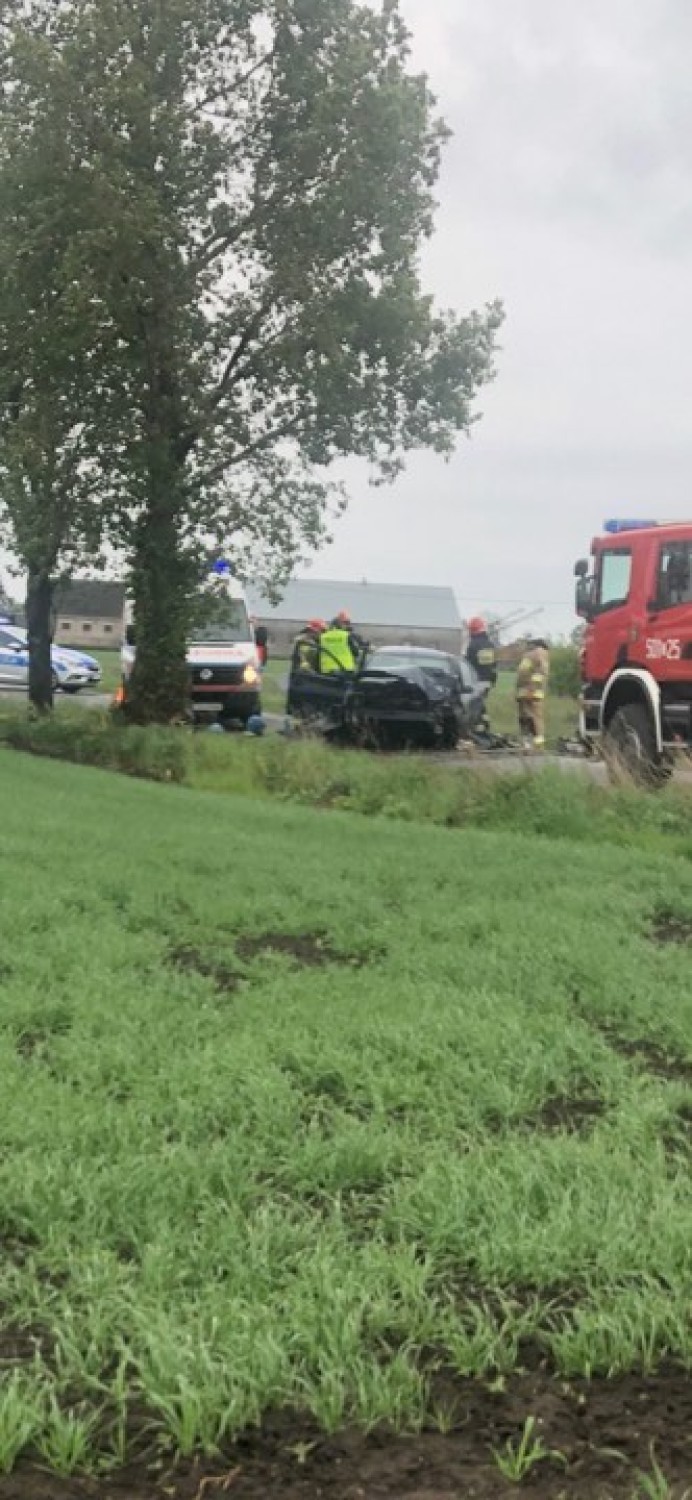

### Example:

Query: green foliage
xmin=0 ymin=15 xmax=116 ymax=711
xmin=634 ymin=1450 xmax=687 ymax=1500
xmin=492 ymin=1416 xmax=562 ymax=1482
xmin=0 ymin=1375 xmax=43 ymax=1475
xmin=192 ymin=733 xmax=692 ymax=854
xmin=1 ymin=0 xmax=502 ymax=721
xmin=1 ymin=750 xmax=692 ymax=1474
xmin=0 ymin=710 xmax=187 ymax=782
xmin=35 ymin=1399 xmax=101 ymax=1476
xmin=4 ymin=706 xmax=692 ymax=859
xmin=550 ymin=645 xmax=581 ymax=699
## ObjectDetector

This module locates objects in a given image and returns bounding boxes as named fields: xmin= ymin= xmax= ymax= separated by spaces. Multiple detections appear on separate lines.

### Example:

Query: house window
xmin=104 ymin=623 xmax=114 ymax=634
xmin=60 ymin=621 xmax=71 ymax=632
xmin=82 ymin=622 xmax=92 ymax=633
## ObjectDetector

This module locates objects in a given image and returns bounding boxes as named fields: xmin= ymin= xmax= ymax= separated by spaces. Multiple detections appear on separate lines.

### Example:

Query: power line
xmin=455 ymin=594 xmax=573 ymax=608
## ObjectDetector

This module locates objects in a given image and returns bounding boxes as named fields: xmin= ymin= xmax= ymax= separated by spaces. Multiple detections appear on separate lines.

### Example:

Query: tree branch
xmin=193 ymin=47 xmax=275 ymax=115
xmin=199 ymin=415 xmax=303 ymax=487
xmin=208 ymin=298 xmax=275 ymax=412
xmin=175 ymin=297 xmax=276 ymax=459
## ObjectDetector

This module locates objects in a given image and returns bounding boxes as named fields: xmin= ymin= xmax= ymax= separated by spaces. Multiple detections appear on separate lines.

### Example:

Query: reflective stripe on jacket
xmin=320 ymin=627 xmax=355 ymax=674
xmin=292 ymin=632 xmax=319 ymax=672
xmin=466 ymin=632 xmax=498 ymax=685
xmin=516 ymin=647 xmax=550 ymax=701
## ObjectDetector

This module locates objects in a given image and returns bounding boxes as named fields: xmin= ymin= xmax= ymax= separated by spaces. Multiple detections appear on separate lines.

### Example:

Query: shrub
xmin=0 ymin=711 xmax=188 ymax=783
xmin=550 ymin=645 xmax=580 ymax=699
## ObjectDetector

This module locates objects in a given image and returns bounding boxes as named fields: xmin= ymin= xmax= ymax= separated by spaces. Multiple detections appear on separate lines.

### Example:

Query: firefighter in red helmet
xmin=291 ymin=618 xmax=326 ymax=674
xmin=466 ymin=617 xmax=498 ymax=686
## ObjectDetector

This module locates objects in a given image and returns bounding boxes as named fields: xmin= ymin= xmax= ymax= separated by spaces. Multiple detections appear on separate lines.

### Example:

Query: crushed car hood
xmin=357 ymin=666 xmax=460 ymax=701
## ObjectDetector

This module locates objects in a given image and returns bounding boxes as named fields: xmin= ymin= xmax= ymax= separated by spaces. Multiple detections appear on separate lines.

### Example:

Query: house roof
xmin=54 ymin=580 xmax=126 ymax=619
xmin=248 ymin=578 xmax=461 ymax=630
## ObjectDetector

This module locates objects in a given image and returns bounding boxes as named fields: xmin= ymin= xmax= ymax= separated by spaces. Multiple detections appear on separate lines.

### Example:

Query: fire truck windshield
xmin=596 ymin=549 xmax=632 ymax=612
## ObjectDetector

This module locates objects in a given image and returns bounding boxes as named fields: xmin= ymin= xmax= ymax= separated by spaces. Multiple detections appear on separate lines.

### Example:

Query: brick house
xmin=54 ymin=580 xmax=126 ymax=649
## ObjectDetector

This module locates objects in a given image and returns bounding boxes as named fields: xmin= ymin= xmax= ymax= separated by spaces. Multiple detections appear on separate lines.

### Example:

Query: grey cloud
xmin=407 ymin=0 xmax=692 ymax=255
xmin=326 ymin=1 xmax=692 ymax=637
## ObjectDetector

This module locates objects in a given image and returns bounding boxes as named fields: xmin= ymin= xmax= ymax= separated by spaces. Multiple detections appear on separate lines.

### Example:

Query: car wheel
xmin=51 ymin=670 xmax=59 ymax=693
xmin=62 ymin=685 xmax=82 ymax=695
xmin=606 ymin=703 xmax=671 ymax=788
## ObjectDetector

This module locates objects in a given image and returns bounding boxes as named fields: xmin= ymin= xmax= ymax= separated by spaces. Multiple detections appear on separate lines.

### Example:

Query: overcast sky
xmin=314 ymin=0 xmax=692 ymax=637
xmin=3 ymin=2 xmax=690 ymax=638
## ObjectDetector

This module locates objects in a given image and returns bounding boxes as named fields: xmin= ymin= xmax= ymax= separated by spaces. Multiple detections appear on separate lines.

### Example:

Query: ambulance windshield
xmin=189 ymin=590 xmax=252 ymax=643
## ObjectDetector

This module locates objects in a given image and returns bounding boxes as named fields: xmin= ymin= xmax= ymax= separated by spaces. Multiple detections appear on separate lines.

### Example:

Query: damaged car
xmin=287 ymin=645 xmax=490 ymax=749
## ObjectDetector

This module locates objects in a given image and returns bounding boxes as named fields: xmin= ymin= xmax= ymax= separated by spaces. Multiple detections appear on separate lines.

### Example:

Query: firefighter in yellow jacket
xmin=516 ymin=638 xmax=550 ymax=750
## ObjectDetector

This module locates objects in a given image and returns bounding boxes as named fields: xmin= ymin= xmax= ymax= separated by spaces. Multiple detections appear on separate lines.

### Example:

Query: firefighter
xmin=466 ymin=617 xmax=498 ymax=686
xmin=320 ymin=615 xmax=357 ymax=674
xmin=291 ymin=619 xmax=326 ymax=674
xmin=516 ymin=638 xmax=550 ymax=750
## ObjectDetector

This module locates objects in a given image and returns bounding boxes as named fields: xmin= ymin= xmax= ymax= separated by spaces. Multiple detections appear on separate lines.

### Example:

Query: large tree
xmin=4 ymin=0 xmax=503 ymax=722
xmin=0 ymin=11 xmax=119 ymax=709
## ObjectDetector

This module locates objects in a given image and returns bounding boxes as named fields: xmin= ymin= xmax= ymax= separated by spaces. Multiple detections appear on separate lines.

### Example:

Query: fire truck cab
xmin=576 ymin=519 xmax=692 ymax=778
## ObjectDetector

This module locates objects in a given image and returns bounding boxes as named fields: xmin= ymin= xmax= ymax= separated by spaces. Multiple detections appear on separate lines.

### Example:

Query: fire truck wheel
xmin=606 ymin=703 xmax=671 ymax=787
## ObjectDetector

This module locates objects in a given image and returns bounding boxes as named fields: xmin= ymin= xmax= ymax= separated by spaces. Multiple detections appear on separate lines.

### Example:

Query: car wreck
xmin=286 ymin=644 xmax=491 ymax=749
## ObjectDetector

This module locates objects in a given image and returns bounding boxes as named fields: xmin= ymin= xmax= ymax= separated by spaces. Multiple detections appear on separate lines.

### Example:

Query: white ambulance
xmin=120 ymin=565 xmax=261 ymax=726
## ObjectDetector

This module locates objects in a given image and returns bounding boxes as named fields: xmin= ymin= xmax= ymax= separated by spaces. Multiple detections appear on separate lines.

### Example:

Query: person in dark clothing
xmin=254 ymin=623 xmax=268 ymax=668
xmin=466 ymin=617 xmax=498 ymax=686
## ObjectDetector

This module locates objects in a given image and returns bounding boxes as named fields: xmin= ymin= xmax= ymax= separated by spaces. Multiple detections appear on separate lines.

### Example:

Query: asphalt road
xmin=0 ymin=686 xmax=112 ymax=711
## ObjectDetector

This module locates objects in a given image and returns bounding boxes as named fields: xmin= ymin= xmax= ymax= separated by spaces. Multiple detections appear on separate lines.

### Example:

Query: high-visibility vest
xmin=319 ymin=627 xmax=355 ymax=674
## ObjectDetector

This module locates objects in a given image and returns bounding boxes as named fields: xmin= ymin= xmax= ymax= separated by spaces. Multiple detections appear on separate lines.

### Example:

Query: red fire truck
xmin=575 ymin=519 xmax=692 ymax=780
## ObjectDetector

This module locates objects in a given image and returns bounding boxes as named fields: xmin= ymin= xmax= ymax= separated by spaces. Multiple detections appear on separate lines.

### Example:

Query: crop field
xmin=1 ymin=751 xmax=692 ymax=1498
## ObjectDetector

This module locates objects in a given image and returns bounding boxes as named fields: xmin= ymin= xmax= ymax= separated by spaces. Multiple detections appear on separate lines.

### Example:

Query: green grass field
xmin=90 ymin=649 xmax=121 ymax=696
xmin=1 ymin=749 xmax=692 ymax=1493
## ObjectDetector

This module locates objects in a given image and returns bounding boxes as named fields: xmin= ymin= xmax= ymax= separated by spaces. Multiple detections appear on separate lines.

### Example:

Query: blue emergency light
xmin=211 ymin=558 xmax=232 ymax=576
xmin=603 ymin=519 xmax=658 ymax=534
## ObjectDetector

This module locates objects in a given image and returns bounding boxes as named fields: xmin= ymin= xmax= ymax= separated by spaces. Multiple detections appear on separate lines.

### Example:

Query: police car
xmin=0 ymin=625 xmax=102 ymax=687
xmin=0 ymin=626 xmax=91 ymax=693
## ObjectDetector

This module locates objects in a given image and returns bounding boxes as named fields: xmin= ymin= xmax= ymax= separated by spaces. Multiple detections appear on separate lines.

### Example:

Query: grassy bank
xmin=0 ymin=751 xmax=691 ymax=1490
xmin=4 ymin=706 xmax=692 ymax=861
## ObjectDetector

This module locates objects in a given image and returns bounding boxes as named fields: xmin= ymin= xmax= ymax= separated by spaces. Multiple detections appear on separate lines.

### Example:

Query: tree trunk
xmin=123 ymin=304 xmax=194 ymax=724
xmin=26 ymin=565 xmax=54 ymax=712
xmin=125 ymin=504 xmax=191 ymax=724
